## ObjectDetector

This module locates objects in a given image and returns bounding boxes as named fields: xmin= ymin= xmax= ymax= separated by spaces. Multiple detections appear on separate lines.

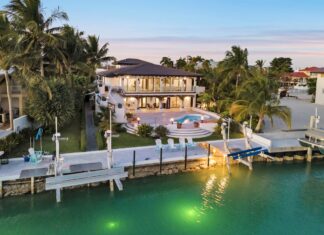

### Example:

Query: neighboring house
xmin=298 ymin=67 xmax=324 ymax=105
xmin=0 ymin=72 xmax=25 ymax=125
xmin=282 ymin=71 xmax=309 ymax=88
xmin=96 ymin=58 xmax=205 ymax=123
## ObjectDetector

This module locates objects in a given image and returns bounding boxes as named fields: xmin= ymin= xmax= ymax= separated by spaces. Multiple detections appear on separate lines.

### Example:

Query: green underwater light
xmin=106 ymin=221 xmax=119 ymax=230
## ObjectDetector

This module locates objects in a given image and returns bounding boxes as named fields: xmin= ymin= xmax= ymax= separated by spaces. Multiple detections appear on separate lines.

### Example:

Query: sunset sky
xmin=2 ymin=0 xmax=324 ymax=69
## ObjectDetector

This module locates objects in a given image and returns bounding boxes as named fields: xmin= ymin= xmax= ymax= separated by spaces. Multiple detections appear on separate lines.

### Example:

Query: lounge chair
xmin=186 ymin=137 xmax=197 ymax=148
xmin=179 ymin=137 xmax=186 ymax=150
xmin=155 ymin=139 xmax=167 ymax=151
xmin=167 ymin=138 xmax=178 ymax=151
xmin=28 ymin=148 xmax=43 ymax=163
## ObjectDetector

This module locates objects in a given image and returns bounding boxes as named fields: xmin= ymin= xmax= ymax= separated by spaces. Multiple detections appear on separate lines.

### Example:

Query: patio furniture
xmin=186 ymin=137 xmax=197 ymax=148
xmin=179 ymin=138 xmax=186 ymax=150
xmin=155 ymin=139 xmax=167 ymax=151
xmin=28 ymin=148 xmax=43 ymax=164
xmin=167 ymin=138 xmax=178 ymax=151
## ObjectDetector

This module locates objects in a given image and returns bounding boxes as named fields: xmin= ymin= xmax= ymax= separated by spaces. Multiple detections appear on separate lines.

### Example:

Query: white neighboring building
xmin=96 ymin=58 xmax=205 ymax=123
xmin=316 ymin=78 xmax=324 ymax=105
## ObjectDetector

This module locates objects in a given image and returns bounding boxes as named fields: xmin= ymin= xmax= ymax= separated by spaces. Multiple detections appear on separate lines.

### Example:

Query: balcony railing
xmin=123 ymin=86 xmax=195 ymax=93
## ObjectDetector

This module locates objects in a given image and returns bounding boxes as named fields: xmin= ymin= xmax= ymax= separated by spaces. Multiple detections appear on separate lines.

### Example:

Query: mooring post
xmin=56 ymin=188 xmax=61 ymax=203
xmin=31 ymin=177 xmax=34 ymax=195
xmin=110 ymin=180 xmax=114 ymax=192
xmin=184 ymin=146 xmax=188 ymax=170
xmin=133 ymin=150 xmax=136 ymax=177
xmin=0 ymin=181 xmax=2 ymax=198
xmin=159 ymin=148 xmax=163 ymax=174
xmin=307 ymin=147 xmax=312 ymax=163
xmin=207 ymin=144 xmax=211 ymax=167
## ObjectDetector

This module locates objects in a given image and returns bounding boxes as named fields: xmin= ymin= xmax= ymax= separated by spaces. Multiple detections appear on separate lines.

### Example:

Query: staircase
xmin=124 ymin=123 xmax=137 ymax=135
xmin=124 ymin=123 xmax=212 ymax=138
xmin=168 ymin=128 xmax=212 ymax=139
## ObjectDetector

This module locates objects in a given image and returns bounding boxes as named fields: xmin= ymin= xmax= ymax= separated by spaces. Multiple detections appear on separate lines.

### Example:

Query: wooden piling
xmin=0 ymin=181 xmax=2 ymax=198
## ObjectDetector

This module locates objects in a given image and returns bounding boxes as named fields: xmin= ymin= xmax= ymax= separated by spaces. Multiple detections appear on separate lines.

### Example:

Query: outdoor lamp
xmin=201 ymin=116 xmax=204 ymax=123
xmin=170 ymin=118 xmax=174 ymax=124
xmin=137 ymin=117 xmax=141 ymax=124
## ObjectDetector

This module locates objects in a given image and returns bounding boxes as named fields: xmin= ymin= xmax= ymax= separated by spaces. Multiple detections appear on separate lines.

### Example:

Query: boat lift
xmin=221 ymin=121 xmax=273 ymax=173
xmin=45 ymin=116 xmax=127 ymax=203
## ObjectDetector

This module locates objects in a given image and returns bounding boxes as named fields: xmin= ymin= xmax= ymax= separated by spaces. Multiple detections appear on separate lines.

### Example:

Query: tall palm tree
xmin=0 ymin=13 xmax=15 ymax=130
xmin=84 ymin=35 xmax=113 ymax=74
xmin=5 ymin=0 xmax=69 ymax=78
xmin=219 ymin=46 xmax=249 ymax=91
xmin=255 ymin=59 xmax=265 ymax=70
xmin=230 ymin=71 xmax=291 ymax=132
xmin=160 ymin=57 xmax=174 ymax=68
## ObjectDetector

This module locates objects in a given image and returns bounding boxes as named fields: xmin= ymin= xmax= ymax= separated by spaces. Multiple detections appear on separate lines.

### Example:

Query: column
xmin=159 ymin=97 xmax=163 ymax=109
xmin=193 ymin=96 xmax=197 ymax=108
xmin=160 ymin=77 xmax=163 ymax=92
xmin=193 ymin=77 xmax=197 ymax=92
xmin=180 ymin=97 xmax=184 ymax=109
xmin=136 ymin=78 xmax=140 ymax=92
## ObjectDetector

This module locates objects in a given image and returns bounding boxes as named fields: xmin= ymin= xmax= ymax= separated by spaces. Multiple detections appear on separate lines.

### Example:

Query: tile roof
xmin=300 ymin=67 xmax=324 ymax=73
xmin=288 ymin=72 xmax=309 ymax=78
xmin=98 ymin=59 xmax=200 ymax=77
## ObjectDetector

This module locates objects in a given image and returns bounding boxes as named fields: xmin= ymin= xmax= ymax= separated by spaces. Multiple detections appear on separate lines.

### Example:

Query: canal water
xmin=1 ymin=163 xmax=324 ymax=235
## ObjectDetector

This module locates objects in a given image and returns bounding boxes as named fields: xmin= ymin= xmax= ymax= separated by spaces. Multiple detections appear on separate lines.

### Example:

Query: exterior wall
xmin=315 ymin=78 xmax=324 ymax=105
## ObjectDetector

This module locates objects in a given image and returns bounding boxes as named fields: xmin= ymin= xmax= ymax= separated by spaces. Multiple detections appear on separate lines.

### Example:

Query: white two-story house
xmin=96 ymin=58 xmax=205 ymax=123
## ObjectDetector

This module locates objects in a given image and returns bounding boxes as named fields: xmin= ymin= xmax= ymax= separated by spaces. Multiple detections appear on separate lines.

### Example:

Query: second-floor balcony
xmin=123 ymin=86 xmax=195 ymax=93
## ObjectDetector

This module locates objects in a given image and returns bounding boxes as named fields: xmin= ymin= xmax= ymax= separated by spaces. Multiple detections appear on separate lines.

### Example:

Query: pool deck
xmin=0 ymin=139 xmax=264 ymax=182
xmin=135 ymin=108 xmax=216 ymax=126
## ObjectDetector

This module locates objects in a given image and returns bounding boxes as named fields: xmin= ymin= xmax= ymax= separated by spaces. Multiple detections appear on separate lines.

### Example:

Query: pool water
xmin=175 ymin=114 xmax=206 ymax=124
xmin=1 ymin=163 xmax=324 ymax=235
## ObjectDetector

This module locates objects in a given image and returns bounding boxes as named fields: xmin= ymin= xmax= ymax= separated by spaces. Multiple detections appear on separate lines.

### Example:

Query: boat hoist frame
xmin=221 ymin=121 xmax=273 ymax=173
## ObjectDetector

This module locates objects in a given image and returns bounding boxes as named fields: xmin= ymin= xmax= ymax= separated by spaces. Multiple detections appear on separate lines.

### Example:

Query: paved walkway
xmin=263 ymin=98 xmax=324 ymax=133
xmin=85 ymin=102 xmax=98 ymax=151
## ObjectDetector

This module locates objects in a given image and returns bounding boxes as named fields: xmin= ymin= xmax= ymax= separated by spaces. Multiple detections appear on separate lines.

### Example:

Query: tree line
xmin=160 ymin=47 xmax=293 ymax=132
xmin=0 ymin=0 xmax=111 ymax=130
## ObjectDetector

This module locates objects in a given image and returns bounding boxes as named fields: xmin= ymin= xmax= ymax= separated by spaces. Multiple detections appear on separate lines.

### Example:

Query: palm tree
xmin=175 ymin=57 xmax=187 ymax=69
xmin=84 ymin=35 xmax=113 ymax=74
xmin=255 ymin=59 xmax=266 ymax=71
xmin=5 ymin=0 xmax=69 ymax=78
xmin=230 ymin=71 xmax=291 ymax=132
xmin=219 ymin=46 xmax=249 ymax=91
xmin=160 ymin=57 xmax=174 ymax=68
xmin=0 ymin=13 xmax=15 ymax=130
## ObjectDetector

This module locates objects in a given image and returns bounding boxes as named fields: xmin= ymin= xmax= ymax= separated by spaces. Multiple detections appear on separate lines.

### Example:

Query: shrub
xmin=25 ymin=78 xmax=75 ymax=130
xmin=154 ymin=125 xmax=169 ymax=138
xmin=137 ymin=124 xmax=153 ymax=137
xmin=113 ymin=124 xmax=126 ymax=133
xmin=214 ymin=118 xmax=223 ymax=135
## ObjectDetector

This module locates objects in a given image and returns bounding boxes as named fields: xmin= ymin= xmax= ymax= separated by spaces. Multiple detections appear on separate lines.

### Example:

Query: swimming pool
xmin=175 ymin=114 xmax=209 ymax=124
xmin=1 ymin=163 xmax=324 ymax=235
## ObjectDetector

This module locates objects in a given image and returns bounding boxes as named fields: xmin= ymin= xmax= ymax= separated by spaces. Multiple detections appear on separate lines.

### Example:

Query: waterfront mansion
xmin=96 ymin=58 xmax=205 ymax=123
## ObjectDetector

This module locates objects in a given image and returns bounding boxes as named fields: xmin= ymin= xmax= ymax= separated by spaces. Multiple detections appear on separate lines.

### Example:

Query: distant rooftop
xmin=300 ymin=67 xmax=324 ymax=73
xmin=98 ymin=58 xmax=200 ymax=77
xmin=116 ymin=58 xmax=151 ymax=66
xmin=288 ymin=72 xmax=309 ymax=78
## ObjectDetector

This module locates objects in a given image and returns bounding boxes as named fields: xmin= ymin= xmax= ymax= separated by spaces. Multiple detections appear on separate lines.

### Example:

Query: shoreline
xmin=1 ymin=152 xmax=323 ymax=199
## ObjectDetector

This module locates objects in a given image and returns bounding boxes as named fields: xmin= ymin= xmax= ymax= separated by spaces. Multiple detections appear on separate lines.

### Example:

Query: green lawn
xmin=112 ymin=133 xmax=155 ymax=149
xmin=108 ymin=131 xmax=243 ymax=149
xmin=9 ymin=114 xmax=82 ymax=158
